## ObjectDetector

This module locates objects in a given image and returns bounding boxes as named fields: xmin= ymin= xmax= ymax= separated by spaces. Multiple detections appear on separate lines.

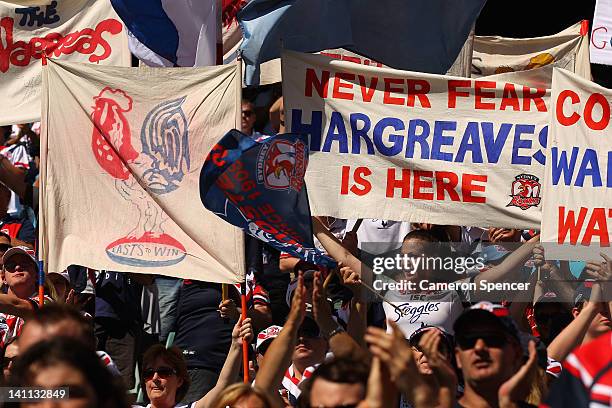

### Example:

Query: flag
xmin=238 ymin=0 xmax=486 ymax=85
xmin=472 ymin=21 xmax=591 ymax=80
xmin=591 ymin=0 xmax=612 ymax=66
xmin=40 ymin=58 xmax=244 ymax=283
xmin=0 ymin=0 xmax=130 ymax=125
xmin=110 ymin=0 xmax=218 ymax=67
xmin=200 ymin=129 xmax=336 ymax=268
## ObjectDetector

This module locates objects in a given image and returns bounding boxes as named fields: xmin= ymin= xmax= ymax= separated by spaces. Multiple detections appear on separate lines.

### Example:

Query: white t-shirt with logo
xmin=381 ymin=277 xmax=471 ymax=338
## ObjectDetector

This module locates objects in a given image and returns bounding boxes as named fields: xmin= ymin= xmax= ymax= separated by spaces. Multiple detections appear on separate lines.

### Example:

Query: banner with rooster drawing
xmin=39 ymin=58 xmax=245 ymax=283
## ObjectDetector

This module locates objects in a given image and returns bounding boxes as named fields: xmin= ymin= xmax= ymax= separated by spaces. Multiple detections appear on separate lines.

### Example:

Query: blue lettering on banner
xmin=406 ymin=119 xmax=430 ymax=159
xmin=431 ymin=121 xmax=456 ymax=162
xmin=456 ymin=122 xmax=483 ymax=163
xmin=350 ymin=113 xmax=374 ymax=154
xmin=15 ymin=0 xmax=59 ymax=27
xmin=373 ymin=117 xmax=404 ymax=156
xmin=289 ymin=109 xmax=546 ymax=166
xmin=482 ymin=122 xmax=511 ymax=163
xmin=511 ymin=124 xmax=535 ymax=165
xmin=291 ymin=109 xmax=323 ymax=152
xmin=551 ymin=147 xmax=610 ymax=188
xmin=323 ymin=111 xmax=349 ymax=153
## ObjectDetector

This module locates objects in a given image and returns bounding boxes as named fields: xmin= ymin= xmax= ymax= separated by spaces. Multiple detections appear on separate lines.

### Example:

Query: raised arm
xmin=0 ymin=294 xmax=35 ymax=318
xmin=256 ymin=272 xmax=306 ymax=407
xmin=472 ymin=235 xmax=540 ymax=293
xmin=196 ymin=318 xmax=254 ymax=408
xmin=312 ymin=270 xmax=367 ymax=361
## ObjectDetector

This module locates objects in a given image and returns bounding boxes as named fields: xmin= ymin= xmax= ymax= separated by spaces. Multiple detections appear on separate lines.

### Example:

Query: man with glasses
xmin=453 ymin=302 xmax=535 ymax=408
xmin=241 ymin=99 xmax=262 ymax=138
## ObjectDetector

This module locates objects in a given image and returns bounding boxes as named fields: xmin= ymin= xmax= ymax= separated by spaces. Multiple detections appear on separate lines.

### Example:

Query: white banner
xmin=591 ymin=0 xmax=612 ymax=65
xmin=283 ymin=50 xmax=550 ymax=229
xmin=541 ymin=69 xmax=611 ymax=261
xmin=40 ymin=58 xmax=245 ymax=282
xmin=0 ymin=0 xmax=130 ymax=125
xmin=473 ymin=22 xmax=591 ymax=80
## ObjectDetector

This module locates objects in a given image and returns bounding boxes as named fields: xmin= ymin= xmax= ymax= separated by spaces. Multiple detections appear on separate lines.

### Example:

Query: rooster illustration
xmin=91 ymin=88 xmax=190 ymax=239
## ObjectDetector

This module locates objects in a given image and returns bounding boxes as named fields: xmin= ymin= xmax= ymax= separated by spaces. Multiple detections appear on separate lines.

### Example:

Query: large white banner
xmin=591 ymin=0 xmax=612 ymax=65
xmin=541 ymin=69 xmax=611 ymax=261
xmin=40 ymin=58 xmax=245 ymax=282
xmin=0 ymin=0 xmax=130 ymax=125
xmin=283 ymin=51 xmax=550 ymax=229
xmin=472 ymin=22 xmax=591 ymax=80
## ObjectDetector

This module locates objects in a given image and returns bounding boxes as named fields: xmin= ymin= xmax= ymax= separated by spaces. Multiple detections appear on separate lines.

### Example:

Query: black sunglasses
xmin=143 ymin=366 xmax=177 ymax=381
xmin=456 ymin=333 xmax=508 ymax=350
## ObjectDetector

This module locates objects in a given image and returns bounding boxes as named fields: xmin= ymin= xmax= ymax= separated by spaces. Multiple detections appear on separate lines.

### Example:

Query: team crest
xmin=256 ymin=140 xmax=306 ymax=191
xmin=507 ymin=174 xmax=541 ymax=210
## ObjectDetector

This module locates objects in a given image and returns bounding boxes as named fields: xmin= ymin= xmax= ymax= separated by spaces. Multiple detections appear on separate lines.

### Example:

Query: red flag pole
xmin=240 ymin=279 xmax=249 ymax=383
xmin=38 ymin=52 xmax=47 ymax=307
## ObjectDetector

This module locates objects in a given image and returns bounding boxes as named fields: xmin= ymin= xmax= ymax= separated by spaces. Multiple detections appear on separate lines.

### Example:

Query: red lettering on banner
xmin=556 ymin=90 xmax=581 ymax=126
xmin=0 ymin=17 xmax=122 ymax=73
xmin=583 ymin=93 xmax=610 ymax=131
xmin=447 ymin=80 xmax=471 ymax=108
xmin=558 ymin=206 xmax=611 ymax=246
xmin=413 ymin=171 xmax=434 ymax=200
xmin=351 ymin=167 xmax=372 ymax=195
xmin=385 ymin=169 xmax=487 ymax=203
xmin=305 ymin=68 xmax=329 ymax=97
xmin=358 ymin=75 xmax=378 ymax=102
xmin=522 ymin=86 xmax=547 ymax=112
xmin=386 ymin=168 xmax=410 ymax=198
xmin=500 ymin=83 xmax=520 ymax=111
xmin=383 ymin=78 xmax=404 ymax=105
xmin=406 ymin=79 xmax=431 ymax=108
xmin=332 ymin=72 xmax=355 ymax=100
xmin=462 ymin=174 xmax=487 ymax=203
xmin=475 ymin=81 xmax=496 ymax=110
xmin=341 ymin=165 xmax=372 ymax=196
xmin=435 ymin=172 xmax=460 ymax=201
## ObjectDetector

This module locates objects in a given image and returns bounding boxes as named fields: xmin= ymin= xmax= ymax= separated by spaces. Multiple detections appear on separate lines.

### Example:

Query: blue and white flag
xmin=110 ymin=0 xmax=217 ymax=67
xmin=200 ymin=130 xmax=336 ymax=268
xmin=238 ymin=0 xmax=487 ymax=85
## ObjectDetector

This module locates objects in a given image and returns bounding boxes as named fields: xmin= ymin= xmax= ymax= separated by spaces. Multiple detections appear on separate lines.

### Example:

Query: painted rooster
xmin=91 ymin=88 xmax=190 ymax=239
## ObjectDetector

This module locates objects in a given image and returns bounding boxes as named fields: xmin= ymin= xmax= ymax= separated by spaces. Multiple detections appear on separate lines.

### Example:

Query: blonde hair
xmin=526 ymin=367 xmax=549 ymax=406
xmin=209 ymin=383 xmax=273 ymax=408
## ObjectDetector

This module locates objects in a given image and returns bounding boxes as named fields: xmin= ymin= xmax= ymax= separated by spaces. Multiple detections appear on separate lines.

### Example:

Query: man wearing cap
xmin=454 ymin=302 xmax=536 ymax=408
xmin=0 ymin=246 xmax=53 ymax=349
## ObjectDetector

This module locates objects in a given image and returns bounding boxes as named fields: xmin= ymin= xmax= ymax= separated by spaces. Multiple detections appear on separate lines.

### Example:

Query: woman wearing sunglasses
xmin=136 ymin=317 xmax=253 ymax=408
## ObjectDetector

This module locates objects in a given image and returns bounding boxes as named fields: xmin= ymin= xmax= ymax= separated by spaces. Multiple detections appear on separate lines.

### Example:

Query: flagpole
xmin=38 ymin=53 xmax=47 ymax=307
xmin=240 ymin=278 xmax=249 ymax=383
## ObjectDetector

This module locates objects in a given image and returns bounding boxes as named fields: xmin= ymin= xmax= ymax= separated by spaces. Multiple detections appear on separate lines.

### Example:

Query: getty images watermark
xmin=361 ymin=242 xmax=537 ymax=301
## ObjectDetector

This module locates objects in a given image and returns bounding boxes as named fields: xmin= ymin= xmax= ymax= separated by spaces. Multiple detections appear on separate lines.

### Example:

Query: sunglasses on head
xmin=456 ymin=333 xmax=508 ymax=350
xmin=143 ymin=366 xmax=177 ymax=381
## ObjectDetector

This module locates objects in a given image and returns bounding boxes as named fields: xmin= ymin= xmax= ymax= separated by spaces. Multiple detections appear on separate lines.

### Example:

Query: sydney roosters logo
xmin=507 ymin=174 xmax=541 ymax=210
xmin=256 ymin=140 xmax=306 ymax=192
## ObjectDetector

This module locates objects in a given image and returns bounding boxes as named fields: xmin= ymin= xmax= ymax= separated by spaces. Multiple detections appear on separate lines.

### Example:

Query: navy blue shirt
xmin=173 ymin=280 xmax=236 ymax=372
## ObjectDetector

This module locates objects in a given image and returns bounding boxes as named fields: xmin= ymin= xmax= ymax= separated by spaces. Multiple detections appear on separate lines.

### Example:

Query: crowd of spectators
xmin=0 ymin=92 xmax=609 ymax=408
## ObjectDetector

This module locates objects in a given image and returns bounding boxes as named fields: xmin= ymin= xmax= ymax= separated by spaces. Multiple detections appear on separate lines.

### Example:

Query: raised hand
xmin=231 ymin=317 xmax=253 ymax=347
xmin=498 ymin=340 xmax=537 ymax=408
